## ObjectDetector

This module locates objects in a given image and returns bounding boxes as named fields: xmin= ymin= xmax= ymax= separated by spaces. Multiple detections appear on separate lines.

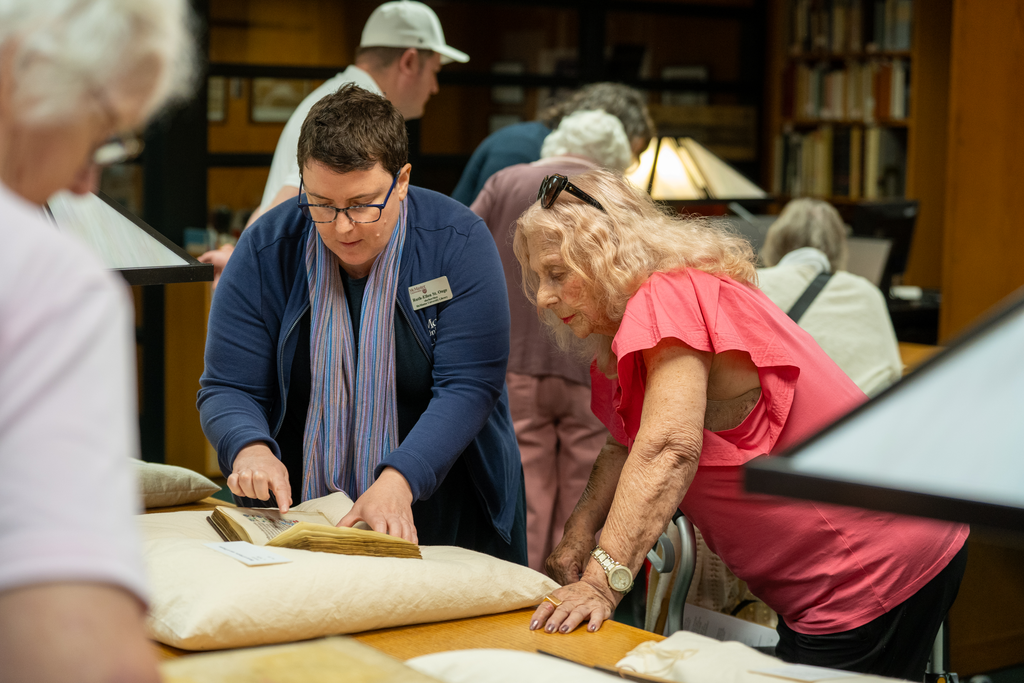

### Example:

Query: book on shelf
xmin=784 ymin=57 xmax=908 ymax=122
xmin=207 ymin=506 xmax=422 ymax=559
xmin=789 ymin=0 xmax=911 ymax=55
xmin=773 ymin=123 xmax=904 ymax=201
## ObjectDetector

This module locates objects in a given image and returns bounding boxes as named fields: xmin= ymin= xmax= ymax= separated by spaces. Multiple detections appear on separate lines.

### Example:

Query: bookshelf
xmin=765 ymin=0 xmax=952 ymax=290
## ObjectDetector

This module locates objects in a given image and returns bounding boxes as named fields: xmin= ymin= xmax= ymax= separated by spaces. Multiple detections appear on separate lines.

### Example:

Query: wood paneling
xmin=940 ymin=0 xmax=1024 ymax=341
xmin=902 ymin=0 xmax=952 ymax=290
xmin=209 ymin=0 xmax=351 ymax=66
xmin=208 ymin=167 xmax=271 ymax=216
xmin=948 ymin=537 xmax=1024 ymax=676
xmin=164 ymin=282 xmax=218 ymax=477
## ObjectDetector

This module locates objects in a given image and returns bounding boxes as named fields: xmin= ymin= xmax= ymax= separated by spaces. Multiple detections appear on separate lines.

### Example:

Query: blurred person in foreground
xmin=452 ymin=82 xmax=654 ymax=206
xmin=471 ymin=110 xmax=632 ymax=573
xmin=758 ymin=198 xmax=903 ymax=396
xmin=0 ymin=1 xmax=195 ymax=681
xmin=199 ymin=85 xmax=525 ymax=563
xmin=199 ymin=0 xmax=468 ymax=286
xmin=518 ymin=170 xmax=967 ymax=680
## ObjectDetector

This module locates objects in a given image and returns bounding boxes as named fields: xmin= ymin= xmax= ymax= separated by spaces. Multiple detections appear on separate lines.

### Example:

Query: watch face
xmin=609 ymin=566 xmax=632 ymax=592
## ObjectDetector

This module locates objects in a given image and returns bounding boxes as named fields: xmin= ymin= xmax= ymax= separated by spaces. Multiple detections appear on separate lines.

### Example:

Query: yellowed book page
xmin=217 ymin=507 xmax=331 ymax=546
xmin=161 ymin=636 xmax=440 ymax=683
xmin=267 ymin=521 xmax=422 ymax=558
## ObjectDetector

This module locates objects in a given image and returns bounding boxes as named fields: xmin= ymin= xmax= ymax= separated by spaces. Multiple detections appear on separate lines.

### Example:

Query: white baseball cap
xmin=360 ymin=1 xmax=469 ymax=65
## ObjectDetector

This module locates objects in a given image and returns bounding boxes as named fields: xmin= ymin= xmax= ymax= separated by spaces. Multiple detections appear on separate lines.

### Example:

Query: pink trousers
xmin=506 ymin=372 xmax=608 ymax=574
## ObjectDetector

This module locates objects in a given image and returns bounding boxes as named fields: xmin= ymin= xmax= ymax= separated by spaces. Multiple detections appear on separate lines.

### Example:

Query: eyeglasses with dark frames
xmin=537 ymin=174 xmax=605 ymax=212
xmin=298 ymin=173 xmax=399 ymax=224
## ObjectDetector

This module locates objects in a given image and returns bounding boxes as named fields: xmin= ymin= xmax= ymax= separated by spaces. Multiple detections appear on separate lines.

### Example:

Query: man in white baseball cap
xmin=200 ymin=0 xmax=468 ymax=281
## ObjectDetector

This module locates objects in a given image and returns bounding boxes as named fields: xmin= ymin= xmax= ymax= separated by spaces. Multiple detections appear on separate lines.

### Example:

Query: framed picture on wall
xmin=208 ymin=76 xmax=227 ymax=123
xmin=250 ymin=78 xmax=319 ymax=123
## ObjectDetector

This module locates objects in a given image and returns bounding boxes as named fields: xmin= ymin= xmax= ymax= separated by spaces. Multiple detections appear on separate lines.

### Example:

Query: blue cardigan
xmin=198 ymin=186 xmax=520 ymax=541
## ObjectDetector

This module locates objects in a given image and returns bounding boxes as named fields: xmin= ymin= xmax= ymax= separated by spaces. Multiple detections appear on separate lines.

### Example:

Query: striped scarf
xmin=301 ymin=200 xmax=408 ymax=501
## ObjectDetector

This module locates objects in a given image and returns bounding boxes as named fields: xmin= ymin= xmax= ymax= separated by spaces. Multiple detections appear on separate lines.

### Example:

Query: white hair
xmin=0 ymin=0 xmax=197 ymax=123
xmin=540 ymin=109 xmax=633 ymax=172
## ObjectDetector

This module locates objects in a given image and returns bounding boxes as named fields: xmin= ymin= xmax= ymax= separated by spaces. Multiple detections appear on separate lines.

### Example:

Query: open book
xmin=208 ymin=506 xmax=421 ymax=559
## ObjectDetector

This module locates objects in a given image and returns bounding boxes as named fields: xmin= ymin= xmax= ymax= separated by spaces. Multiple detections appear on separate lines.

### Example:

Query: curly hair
xmin=513 ymin=169 xmax=757 ymax=374
xmin=540 ymin=82 xmax=655 ymax=144
xmin=540 ymin=110 xmax=632 ymax=172
xmin=760 ymin=198 xmax=849 ymax=272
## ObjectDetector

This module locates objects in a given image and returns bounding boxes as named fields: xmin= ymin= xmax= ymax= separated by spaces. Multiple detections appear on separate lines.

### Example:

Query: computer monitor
xmin=847 ymin=200 xmax=918 ymax=295
xmin=845 ymin=236 xmax=892 ymax=288
xmin=704 ymin=215 xmax=778 ymax=256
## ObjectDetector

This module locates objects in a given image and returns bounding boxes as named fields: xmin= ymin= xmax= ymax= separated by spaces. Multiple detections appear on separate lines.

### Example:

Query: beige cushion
xmin=408 ymin=649 xmax=617 ymax=683
xmin=140 ymin=492 xmax=558 ymax=650
xmin=136 ymin=460 xmax=221 ymax=508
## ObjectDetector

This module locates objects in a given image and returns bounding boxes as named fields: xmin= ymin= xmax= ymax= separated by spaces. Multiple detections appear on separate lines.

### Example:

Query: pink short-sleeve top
xmin=591 ymin=269 xmax=968 ymax=635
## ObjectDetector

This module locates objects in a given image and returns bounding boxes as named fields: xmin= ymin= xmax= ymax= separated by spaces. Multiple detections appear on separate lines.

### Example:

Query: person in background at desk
xmin=517 ymin=170 xmax=968 ymax=681
xmin=470 ymin=110 xmax=633 ymax=574
xmin=758 ymin=198 xmax=903 ymax=396
xmin=199 ymin=85 xmax=526 ymax=563
xmin=0 ymin=1 xmax=196 ymax=682
xmin=451 ymin=82 xmax=655 ymax=207
xmin=198 ymin=0 xmax=468 ymax=287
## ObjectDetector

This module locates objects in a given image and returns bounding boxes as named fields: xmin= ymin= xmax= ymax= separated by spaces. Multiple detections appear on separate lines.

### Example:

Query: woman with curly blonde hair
xmin=517 ymin=169 xmax=968 ymax=680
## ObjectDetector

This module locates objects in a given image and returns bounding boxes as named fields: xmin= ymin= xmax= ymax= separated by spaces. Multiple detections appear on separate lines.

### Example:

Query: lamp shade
xmin=626 ymin=137 xmax=768 ymax=202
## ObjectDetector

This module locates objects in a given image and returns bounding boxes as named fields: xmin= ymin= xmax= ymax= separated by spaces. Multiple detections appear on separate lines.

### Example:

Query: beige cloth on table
xmin=140 ymin=492 xmax=558 ymax=650
xmin=617 ymin=631 xmax=903 ymax=683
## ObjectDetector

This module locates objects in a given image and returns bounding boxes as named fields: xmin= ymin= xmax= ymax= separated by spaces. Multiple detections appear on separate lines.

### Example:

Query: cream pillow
xmin=136 ymin=460 xmax=221 ymax=508
xmin=408 ymin=649 xmax=618 ymax=683
xmin=140 ymin=492 xmax=558 ymax=650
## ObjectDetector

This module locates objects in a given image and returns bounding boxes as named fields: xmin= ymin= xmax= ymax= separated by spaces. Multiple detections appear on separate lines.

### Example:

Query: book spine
xmin=849 ymin=0 xmax=863 ymax=52
xmin=773 ymin=133 xmax=783 ymax=195
xmin=864 ymin=125 xmax=880 ymax=199
xmin=849 ymin=125 xmax=863 ymax=199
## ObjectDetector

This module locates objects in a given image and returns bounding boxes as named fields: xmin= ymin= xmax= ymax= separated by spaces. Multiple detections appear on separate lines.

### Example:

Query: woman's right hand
xmin=227 ymin=442 xmax=292 ymax=512
xmin=546 ymin=523 xmax=597 ymax=585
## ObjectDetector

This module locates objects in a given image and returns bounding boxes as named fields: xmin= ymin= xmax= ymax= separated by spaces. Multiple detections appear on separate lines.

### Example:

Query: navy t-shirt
xmin=276 ymin=269 xmax=433 ymax=503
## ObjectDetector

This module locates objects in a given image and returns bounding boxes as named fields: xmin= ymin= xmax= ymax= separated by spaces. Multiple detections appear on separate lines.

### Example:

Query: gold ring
xmin=543 ymin=594 xmax=563 ymax=607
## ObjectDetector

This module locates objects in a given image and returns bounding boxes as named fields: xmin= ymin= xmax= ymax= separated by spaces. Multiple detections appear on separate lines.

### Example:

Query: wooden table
xmin=898 ymin=342 xmax=942 ymax=375
xmin=147 ymin=499 xmax=661 ymax=668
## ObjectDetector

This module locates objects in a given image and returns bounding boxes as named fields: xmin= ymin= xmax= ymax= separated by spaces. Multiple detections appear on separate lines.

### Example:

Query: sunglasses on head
xmin=537 ymin=174 xmax=605 ymax=212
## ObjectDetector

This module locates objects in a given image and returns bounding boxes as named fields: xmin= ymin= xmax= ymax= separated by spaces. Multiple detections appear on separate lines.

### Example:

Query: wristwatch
xmin=590 ymin=546 xmax=634 ymax=594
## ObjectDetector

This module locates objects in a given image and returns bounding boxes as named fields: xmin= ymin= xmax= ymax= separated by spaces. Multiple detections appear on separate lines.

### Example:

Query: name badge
xmin=409 ymin=276 xmax=453 ymax=311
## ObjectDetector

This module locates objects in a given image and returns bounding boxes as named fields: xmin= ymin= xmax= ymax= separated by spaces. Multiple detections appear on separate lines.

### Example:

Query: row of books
xmin=790 ymin=0 xmax=913 ymax=55
xmin=783 ymin=58 xmax=909 ymax=122
xmin=772 ymin=125 xmax=907 ymax=200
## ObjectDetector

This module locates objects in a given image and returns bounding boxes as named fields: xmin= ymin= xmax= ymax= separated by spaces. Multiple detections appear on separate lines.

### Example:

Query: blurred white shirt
xmin=758 ymin=248 xmax=903 ymax=396
xmin=0 ymin=180 xmax=147 ymax=601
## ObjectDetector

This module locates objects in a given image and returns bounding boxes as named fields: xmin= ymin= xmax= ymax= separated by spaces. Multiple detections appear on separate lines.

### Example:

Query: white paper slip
xmin=409 ymin=276 xmax=453 ymax=311
xmin=682 ymin=604 xmax=780 ymax=648
xmin=205 ymin=542 xmax=293 ymax=566
xmin=753 ymin=664 xmax=859 ymax=682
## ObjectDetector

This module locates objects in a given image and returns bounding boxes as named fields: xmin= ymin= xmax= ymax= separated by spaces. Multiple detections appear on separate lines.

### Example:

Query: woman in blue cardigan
xmin=199 ymin=84 xmax=526 ymax=563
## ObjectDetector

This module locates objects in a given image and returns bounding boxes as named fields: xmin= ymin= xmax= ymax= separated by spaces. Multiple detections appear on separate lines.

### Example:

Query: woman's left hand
xmin=337 ymin=467 xmax=418 ymax=543
xmin=529 ymin=575 xmax=621 ymax=634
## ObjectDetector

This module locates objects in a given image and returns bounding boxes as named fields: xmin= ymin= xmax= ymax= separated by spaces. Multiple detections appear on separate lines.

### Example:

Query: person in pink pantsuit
xmin=471 ymin=110 xmax=638 ymax=572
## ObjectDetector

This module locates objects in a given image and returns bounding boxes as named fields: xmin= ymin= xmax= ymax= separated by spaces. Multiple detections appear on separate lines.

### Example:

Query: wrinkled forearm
xmin=563 ymin=435 xmax=628 ymax=538
xmin=591 ymin=429 xmax=702 ymax=580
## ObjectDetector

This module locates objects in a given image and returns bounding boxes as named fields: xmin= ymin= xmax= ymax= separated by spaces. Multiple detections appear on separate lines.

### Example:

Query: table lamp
xmin=625 ymin=136 xmax=769 ymax=202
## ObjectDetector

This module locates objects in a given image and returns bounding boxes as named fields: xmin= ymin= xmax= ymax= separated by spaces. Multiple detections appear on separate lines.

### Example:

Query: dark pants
xmin=776 ymin=542 xmax=969 ymax=681
xmin=411 ymin=456 xmax=529 ymax=566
